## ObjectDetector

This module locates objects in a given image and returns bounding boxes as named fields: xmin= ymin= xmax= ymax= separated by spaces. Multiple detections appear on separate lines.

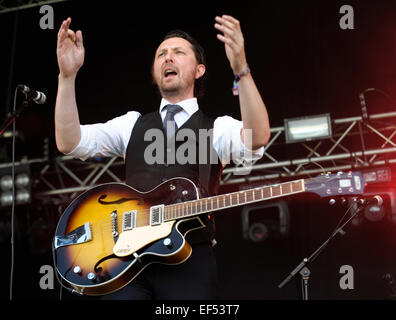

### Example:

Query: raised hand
xmin=214 ymin=15 xmax=248 ymax=75
xmin=56 ymin=17 xmax=85 ymax=78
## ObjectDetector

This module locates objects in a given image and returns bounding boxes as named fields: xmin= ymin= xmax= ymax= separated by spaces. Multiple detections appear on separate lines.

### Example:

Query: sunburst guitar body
xmin=53 ymin=178 xmax=204 ymax=296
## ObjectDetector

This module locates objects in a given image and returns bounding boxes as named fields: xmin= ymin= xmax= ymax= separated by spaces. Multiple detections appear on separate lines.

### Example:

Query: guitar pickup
xmin=54 ymin=222 xmax=92 ymax=249
xmin=150 ymin=205 xmax=164 ymax=226
xmin=122 ymin=210 xmax=137 ymax=231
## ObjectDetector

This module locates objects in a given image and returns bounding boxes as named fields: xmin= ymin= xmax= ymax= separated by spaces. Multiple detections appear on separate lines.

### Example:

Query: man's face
xmin=152 ymin=37 xmax=205 ymax=98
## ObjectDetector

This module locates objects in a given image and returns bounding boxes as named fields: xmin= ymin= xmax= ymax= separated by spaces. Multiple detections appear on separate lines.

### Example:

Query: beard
xmin=158 ymin=77 xmax=181 ymax=97
xmin=153 ymin=66 xmax=197 ymax=99
xmin=156 ymin=74 xmax=196 ymax=100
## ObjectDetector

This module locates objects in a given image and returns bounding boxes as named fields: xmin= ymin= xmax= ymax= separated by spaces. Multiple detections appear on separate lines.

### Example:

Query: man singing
xmin=55 ymin=14 xmax=270 ymax=299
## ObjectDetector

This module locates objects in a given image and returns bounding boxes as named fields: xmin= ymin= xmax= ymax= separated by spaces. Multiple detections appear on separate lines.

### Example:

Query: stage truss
xmin=0 ymin=0 xmax=68 ymax=14
xmin=2 ymin=111 xmax=396 ymax=206
xmin=221 ymin=111 xmax=396 ymax=187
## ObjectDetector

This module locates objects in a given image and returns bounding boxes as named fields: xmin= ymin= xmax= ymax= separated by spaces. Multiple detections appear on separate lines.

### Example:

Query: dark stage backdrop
xmin=1 ymin=0 xmax=396 ymax=300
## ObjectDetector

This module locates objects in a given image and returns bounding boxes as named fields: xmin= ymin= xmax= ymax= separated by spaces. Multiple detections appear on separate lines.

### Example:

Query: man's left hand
xmin=215 ymin=15 xmax=248 ymax=75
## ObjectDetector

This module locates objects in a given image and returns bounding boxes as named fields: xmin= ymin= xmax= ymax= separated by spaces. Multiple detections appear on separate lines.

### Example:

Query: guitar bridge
xmin=150 ymin=205 xmax=164 ymax=226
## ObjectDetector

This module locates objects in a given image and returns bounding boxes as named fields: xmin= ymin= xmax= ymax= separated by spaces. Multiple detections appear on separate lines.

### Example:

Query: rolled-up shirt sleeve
xmin=213 ymin=116 xmax=264 ymax=166
xmin=66 ymin=111 xmax=141 ymax=161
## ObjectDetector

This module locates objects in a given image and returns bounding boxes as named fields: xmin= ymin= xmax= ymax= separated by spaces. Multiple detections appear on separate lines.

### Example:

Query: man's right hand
xmin=57 ymin=17 xmax=85 ymax=79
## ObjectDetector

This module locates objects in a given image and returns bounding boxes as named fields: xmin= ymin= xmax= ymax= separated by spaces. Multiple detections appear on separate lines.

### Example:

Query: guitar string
xmin=87 ymin=192 xmax=270 ymax=231
xmin=69 ymin=179 xmax=354 ymax=234
xmin=85 ymin=183 xmax=297 ymax=229
xmin=88 ymin=192 xmax=254 ymax=223
xmin=86 ymin=183 xmax=305 ymax=230
xmin=73 ymin=178 xmax=330 ymax=230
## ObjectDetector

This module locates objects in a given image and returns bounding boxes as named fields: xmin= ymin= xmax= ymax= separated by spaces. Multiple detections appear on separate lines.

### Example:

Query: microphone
xmin=17 ymin=84 xmax=46 ymax=104
xmin=357 ymin=195 xmax=383 ymax=206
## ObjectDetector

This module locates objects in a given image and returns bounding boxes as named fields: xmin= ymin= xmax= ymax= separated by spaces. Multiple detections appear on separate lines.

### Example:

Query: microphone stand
xmin=0 ymin=95 xmax=30 ymax=137
xmin=5 ymin=87 xmax=33 ymax=300
xmin=278 ymin=199 xmax=365 ymax=300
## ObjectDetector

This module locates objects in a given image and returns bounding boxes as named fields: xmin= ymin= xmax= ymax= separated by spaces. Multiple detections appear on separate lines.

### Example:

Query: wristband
xmin=232 ymin=65 xmax=250 ymax=96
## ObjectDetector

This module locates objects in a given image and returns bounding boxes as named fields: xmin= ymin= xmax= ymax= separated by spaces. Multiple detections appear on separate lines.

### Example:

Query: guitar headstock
xmin=304 ymin=171 xmax=365 ymax=198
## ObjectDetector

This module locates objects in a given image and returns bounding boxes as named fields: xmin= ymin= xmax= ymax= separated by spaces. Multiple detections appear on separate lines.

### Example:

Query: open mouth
xmin=164 ymin=68 xmax=178 ymax=79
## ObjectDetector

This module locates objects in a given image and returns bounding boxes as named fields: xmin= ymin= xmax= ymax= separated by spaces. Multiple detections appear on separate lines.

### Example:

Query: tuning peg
xmin=329 ymin=199 xmax=336 ymax=205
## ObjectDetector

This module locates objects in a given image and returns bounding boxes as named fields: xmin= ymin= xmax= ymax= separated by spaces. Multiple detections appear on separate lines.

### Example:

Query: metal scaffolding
xmin=31 ymin=155 xmax=125 ymax=205
xmin=0 ymin=0 xmax=68 ymax=14
xmin=2 ymin=111 xmax=396 ymax=206
xmin=221 ymin=111 xmax=396 ymax=186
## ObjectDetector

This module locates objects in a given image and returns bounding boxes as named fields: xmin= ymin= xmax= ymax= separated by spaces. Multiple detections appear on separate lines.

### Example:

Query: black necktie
xmin=163 ymin=104 xmax=183 ymax=139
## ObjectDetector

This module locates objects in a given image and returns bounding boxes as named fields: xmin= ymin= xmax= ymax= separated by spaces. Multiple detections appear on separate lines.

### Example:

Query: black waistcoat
xmin=125 ymin=109 xmax=223 ymax=243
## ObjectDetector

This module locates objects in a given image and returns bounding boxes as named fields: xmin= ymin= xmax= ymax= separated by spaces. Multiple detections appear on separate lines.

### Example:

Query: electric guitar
xmin=53 ymin=171 xmax=365 ymax=296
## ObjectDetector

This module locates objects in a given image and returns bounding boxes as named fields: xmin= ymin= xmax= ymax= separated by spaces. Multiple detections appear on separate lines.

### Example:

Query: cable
xmin=368 ymin=88 xmax=395 ymax=105
xmin=9 ymin=86 xmax=18 ymax=300
xmin=52 ymin=204 xmax=84 ymax=299
xmin=7 ymin=10 xmax=19 ymax=300
xmin=51 ymin=242 xmax=83 ymax=299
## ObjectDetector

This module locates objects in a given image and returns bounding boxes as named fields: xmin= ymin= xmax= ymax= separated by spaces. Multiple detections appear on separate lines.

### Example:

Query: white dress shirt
xmin=67 ymin=98 xmax=264 ymax=167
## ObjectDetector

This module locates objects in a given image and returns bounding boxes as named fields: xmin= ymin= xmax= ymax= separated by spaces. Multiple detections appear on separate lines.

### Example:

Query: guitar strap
xmin=198 ymin=112 xmax=222 ymax=198
xmin=197 ymin=112 xmax=223 ymax=246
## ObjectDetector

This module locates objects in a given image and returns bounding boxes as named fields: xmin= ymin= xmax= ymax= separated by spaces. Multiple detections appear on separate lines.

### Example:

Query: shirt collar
xmin=159 ymin=98 xmax=199 ymax=116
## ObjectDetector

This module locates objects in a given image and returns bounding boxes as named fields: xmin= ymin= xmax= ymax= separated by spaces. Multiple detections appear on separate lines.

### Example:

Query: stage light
xmin=0 ymin=191 xmax=13 ymax=207
xmin=0 ymin=164 xmax=31 ymax=207
xmin=16 ymin=189 xmax=31 ymax=205
xmin=350 ymin=189 xmax=396 ymax=226
xmin=0 ymin=175 xmax=13 ymax=191
xmin=15 ymin=173 xmax=30 ymax=188
xmin=284 ymin=113 xmax=332 ymax=144
xmin=248 ymin=222 xmax=269 ymax=242
xmin=242 ymin=200 xmax=290 ymax=243
xmin=364 ymin=202 xmax=386 ymax=222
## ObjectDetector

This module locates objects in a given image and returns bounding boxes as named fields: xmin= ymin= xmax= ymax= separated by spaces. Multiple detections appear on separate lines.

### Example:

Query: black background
xmin=1 ymin=0 xmax=396 ymax=301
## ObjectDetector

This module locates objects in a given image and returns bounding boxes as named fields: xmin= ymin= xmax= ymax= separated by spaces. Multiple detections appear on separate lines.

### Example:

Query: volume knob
xmin=87 ymin=272 xmax=96 ymax=281
xmin=73 ymin=265 xmax=82 ymax=274
xmin=163 ymin=238 xmax=173 ymax=249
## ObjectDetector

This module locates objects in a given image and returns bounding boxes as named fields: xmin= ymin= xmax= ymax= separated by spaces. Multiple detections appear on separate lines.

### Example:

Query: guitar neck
xmin=162 ymin=179 xmax=306 ymax=221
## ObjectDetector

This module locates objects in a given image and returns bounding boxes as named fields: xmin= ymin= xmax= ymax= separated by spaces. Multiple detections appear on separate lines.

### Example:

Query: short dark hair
xmin=153 ymin=30 xmax=207 ymax=98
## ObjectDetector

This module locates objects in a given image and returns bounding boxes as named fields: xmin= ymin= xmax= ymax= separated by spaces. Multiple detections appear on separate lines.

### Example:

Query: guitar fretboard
xmin=163 ymin=179 xmax=305 ymax=221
